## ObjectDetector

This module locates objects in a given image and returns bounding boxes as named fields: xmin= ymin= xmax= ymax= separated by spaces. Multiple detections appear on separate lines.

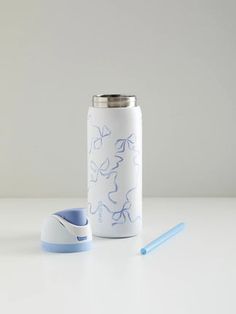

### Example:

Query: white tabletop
xmin=0 ymin=198 xmax=235 ymax=314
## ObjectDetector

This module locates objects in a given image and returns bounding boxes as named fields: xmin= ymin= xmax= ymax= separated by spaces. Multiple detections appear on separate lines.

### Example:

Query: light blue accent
xmin=140 ymin=223 xmax=185 ymax=255
xmin=55 ymin=208 xmax=87 ymax=226
xmin=77 ymin=236 xmax=87 ymax=241
xmin=42 ymin=241 xmax=92 ymax=253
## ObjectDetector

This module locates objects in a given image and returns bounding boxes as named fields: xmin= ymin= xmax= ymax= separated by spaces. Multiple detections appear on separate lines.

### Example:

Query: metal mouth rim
xmin=92 ymin=94 xmax=137 ymax=108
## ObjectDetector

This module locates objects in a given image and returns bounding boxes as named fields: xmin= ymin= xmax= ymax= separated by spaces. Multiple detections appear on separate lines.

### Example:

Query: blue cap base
xmin=41 ymin=241 xmax=92 ymax=253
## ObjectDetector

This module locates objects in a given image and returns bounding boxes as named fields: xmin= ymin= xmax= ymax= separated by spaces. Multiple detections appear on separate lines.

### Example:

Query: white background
xmin=1 ymin=0 xmax=236 ymax=197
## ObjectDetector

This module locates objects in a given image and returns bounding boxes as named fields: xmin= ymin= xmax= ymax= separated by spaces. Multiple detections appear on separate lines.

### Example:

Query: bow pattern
xmin=89 ymin=125 xmax=111 ymax=153
xmin=112 ymin=188 xmax=140 ymax=226
xmin=90 ymin=158 xmax=110 ymax=182
xmin=115 ymin=133 xmax=136 ymax=153
xmin=89 ymin=201 xmax=112 ymax=223
xmin=108 ymin=173 xmax=118 ymax=204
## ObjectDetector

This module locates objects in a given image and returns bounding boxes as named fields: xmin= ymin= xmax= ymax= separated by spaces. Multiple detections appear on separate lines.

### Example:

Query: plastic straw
xmin=140 ymin=222 xmax=185 ymax=255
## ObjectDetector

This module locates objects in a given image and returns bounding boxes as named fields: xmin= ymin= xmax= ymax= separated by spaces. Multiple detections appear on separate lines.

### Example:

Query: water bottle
xmin=87 ymin=94 xmax=142 ymax=238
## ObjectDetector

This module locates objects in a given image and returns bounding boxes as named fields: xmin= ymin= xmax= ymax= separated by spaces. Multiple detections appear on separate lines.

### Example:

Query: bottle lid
xmin=41 ymin=208 xmax=92 ymax=253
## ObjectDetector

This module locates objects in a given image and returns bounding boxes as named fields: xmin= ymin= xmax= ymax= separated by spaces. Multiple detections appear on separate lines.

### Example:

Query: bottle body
xmin=87 ymin=105 xmax=142 ymax=237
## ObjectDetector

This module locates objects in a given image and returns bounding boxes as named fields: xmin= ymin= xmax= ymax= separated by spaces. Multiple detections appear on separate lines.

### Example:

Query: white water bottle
xmin=87 ymin=94 xmax=142 ymax=238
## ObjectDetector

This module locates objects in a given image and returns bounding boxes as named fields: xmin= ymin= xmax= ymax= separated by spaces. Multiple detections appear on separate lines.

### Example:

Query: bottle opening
xmin=92 ymin=94 xmax=137 ymax=108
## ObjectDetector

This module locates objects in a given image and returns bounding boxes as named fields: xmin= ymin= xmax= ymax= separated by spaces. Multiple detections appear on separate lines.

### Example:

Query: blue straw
xmin=140 ymin=222 xmax=185 ymax=255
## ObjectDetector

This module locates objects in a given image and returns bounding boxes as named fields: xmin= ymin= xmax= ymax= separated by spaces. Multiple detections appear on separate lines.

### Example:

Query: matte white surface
xmin=88 ymin=106 xmax=142 ymax=237
xmin=1 ymin=0 xmax=236 ymax=197
xmin=0 ymin=198 xmax=235 ymax=314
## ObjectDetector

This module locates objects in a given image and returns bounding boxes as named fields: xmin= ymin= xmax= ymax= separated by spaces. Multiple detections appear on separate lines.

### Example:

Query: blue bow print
xmin=108 ymin=173 xmax=118 ymax=204
xmin=89 ymin=125 xmax=111 ymax=153
xmin=112 ymin=188 xmax=140 ymax=225
xmin=112 ymin=203 xmax=132 ymax=225
xmin=115 ymin=133 xmax=136 ymax=153
xmin=90 ymin=159 xmax=110 ymax=182
xmin=111 ymin=155 xmax=124 ymax=170
xmin=89 ymin=201 xmax=112 ymax=223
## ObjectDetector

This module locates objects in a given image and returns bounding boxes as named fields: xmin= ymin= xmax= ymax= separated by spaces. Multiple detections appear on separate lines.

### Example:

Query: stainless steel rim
xmin=92 ymin=94 xmax=137 ymax=108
